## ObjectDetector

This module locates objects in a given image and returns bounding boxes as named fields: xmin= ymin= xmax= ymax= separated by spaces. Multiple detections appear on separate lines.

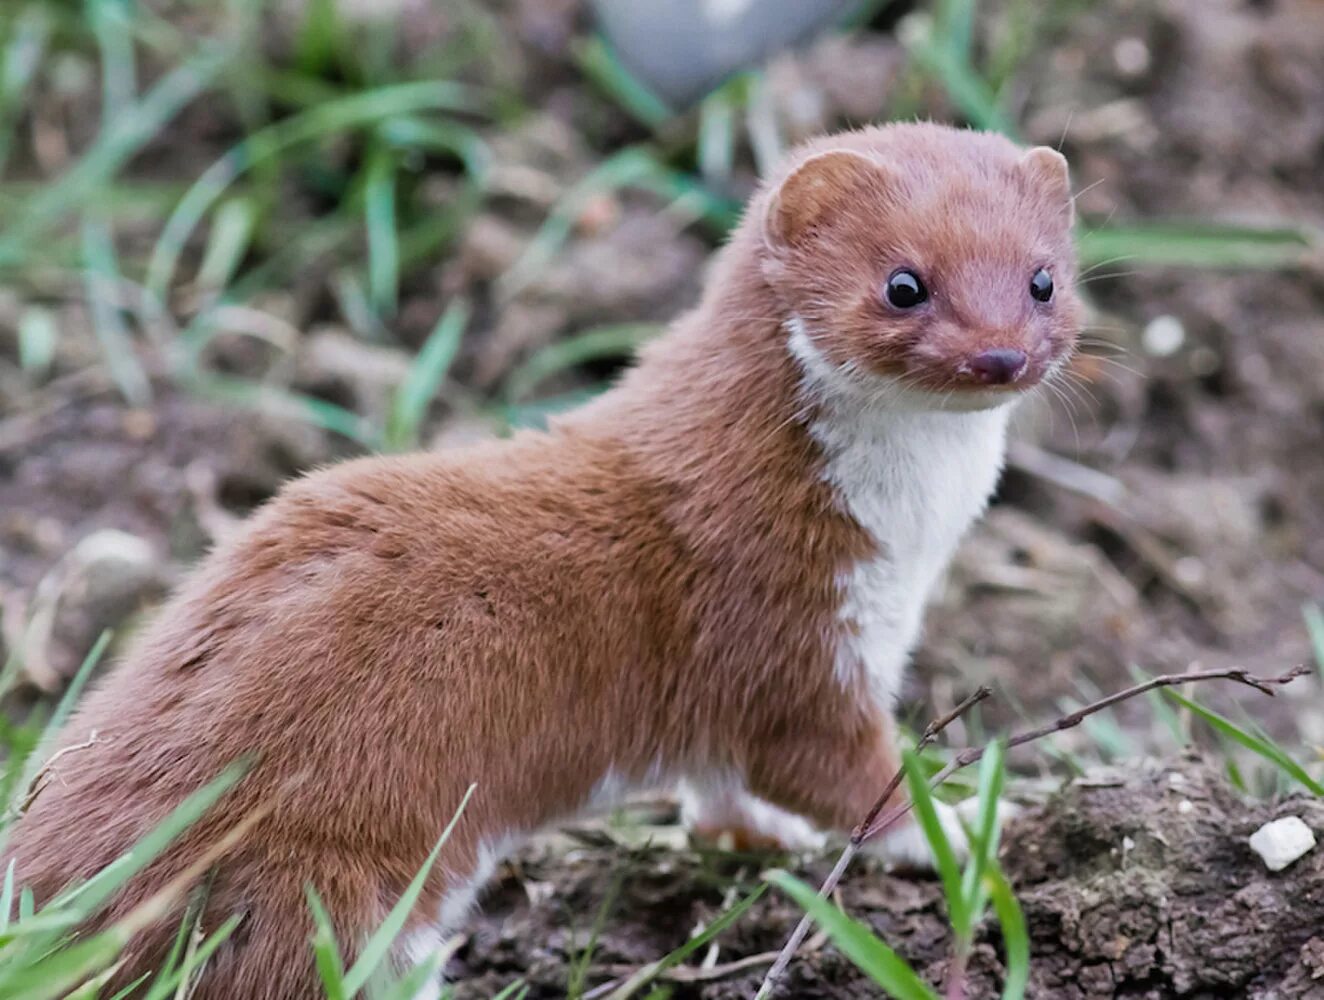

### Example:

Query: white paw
xmin=869 ymin=797 xmax=1020 ymax=872
xmin=680 ymin=779 xmax=828 ymax=853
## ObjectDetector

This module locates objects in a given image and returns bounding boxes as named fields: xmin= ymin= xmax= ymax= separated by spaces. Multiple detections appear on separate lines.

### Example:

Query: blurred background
xmin=0 ymin=0 xmax=1322 ymax=896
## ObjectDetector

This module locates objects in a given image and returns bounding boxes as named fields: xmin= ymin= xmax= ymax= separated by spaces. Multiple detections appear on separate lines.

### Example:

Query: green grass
xmin=1163 ymin=688 xmax=1324 ymax=797
xmin=2 ymin=0 xmax=1313 ymax=448
xmin=0 ymin=768 xmax=476 ymax=998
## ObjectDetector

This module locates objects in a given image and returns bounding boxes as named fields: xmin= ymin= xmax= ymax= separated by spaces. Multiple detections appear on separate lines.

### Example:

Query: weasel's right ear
xmin=1019 ymin=146 xmax=1073 ymax=221
xmin=764 ymin=149 xmax=885 ymax=249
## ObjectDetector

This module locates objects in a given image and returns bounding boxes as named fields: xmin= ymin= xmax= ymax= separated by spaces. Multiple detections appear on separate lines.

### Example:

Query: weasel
xmin=5 ymin=122 xmax=1080 ymax=998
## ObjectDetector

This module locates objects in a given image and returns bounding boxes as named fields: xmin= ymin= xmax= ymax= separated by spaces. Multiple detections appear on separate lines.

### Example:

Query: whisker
xmin=1071 ymin=176 xmax=1108 ymax=204
xmin=1057 ymin=109 xmax=1075 ymax=152
xmin=1078 ymin=253 xmax=1136 ymax=277
xmin=1082 ymin=355 xmax=1146 ymax=380
xmin=1078 ymin=270 xmax=1143 ymax=286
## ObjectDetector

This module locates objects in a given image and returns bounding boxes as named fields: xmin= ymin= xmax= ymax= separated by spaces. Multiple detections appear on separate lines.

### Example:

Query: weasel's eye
xmin=1030 ymin=267 xmax=1054 ymax=302
xmin=885 ymin=269 xmax=928 ymax=309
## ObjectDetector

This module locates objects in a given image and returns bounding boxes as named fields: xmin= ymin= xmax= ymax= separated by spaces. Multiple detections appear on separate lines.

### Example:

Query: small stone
xmin=1178 ymin=799 xmax=1194 ymax=814
xmin=1249 ymin=816 xmax=1317 ymax=872
xmin=1142 ymin=314 xmax=1184 ymax=356
xmin=1113 ymin=37 xmax=1151 ymax=77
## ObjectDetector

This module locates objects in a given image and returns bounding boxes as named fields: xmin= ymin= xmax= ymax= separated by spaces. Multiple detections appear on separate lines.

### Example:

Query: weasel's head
xmin=759 ymin=124 xmax=1081 ymax=411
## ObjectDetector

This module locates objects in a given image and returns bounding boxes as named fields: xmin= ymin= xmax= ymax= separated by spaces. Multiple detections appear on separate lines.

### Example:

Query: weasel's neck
xmin=567 ymin=239 xmax=1012 ymax=571
xmin=564 ymin=249 xmax=1014 ymax=712
xmin=783 ymin=313 xmax=1013 ymax=707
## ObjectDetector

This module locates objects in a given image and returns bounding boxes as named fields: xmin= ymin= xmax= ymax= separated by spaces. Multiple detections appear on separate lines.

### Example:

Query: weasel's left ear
xmin=764 ymin=149 xmax=887 ymax=249
xmin=1019 ymin=146 xmax=1073 ymax=222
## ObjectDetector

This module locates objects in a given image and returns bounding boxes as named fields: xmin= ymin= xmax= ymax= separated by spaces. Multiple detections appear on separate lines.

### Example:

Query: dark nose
xmin=968 ymin=348 xmax=1028 ymax=385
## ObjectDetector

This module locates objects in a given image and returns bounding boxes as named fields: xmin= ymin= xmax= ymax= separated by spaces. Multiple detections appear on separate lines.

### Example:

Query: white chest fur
xmin=788 ymin=319 xmax=1012 ymax=710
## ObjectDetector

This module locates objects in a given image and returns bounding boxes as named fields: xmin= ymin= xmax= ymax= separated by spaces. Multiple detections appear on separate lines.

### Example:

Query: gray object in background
xmin=591 ymin=0 xmax=859 ymax=108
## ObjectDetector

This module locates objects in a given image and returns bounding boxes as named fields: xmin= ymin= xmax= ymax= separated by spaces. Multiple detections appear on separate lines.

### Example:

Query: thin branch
xmin=853 ymin=686 xmax=993 ymax=843
xmin=758 ymin=663 xmax=1309 ymax=998
xmin=582 ymin=929 xmax=829 ymax=999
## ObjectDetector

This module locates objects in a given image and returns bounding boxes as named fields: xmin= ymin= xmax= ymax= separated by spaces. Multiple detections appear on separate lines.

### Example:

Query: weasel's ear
xmin=1019 ymin=146 xmax=1073 ymax=220
xmin=764 ymin=149 xmax=884 ymax=249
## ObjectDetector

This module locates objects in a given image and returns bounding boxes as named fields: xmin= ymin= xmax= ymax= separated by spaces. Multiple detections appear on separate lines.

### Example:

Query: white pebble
xmin=1113 ymin=37 xmax=1151 ymax=77
xmin=1249 ymin=817 xmax=1317 ymax=872
xmin=1142 ymin=314 xmax=1185 ymax=356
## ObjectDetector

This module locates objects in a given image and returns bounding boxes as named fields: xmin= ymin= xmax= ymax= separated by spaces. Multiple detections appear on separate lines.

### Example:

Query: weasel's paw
xmin=868 ymin=798 xmax=1020 ymax=872
xmin=680 ymin=783 xmax=826 ymax=854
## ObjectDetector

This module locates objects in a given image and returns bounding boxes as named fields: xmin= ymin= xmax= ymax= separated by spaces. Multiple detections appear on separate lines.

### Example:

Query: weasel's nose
xmin=968 ymin=348 xmax=1028 ymax=385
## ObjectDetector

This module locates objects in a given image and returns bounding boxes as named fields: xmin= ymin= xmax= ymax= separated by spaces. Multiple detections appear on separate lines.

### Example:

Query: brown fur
xmin=4 ymin=123 xmax=1079 ymax=997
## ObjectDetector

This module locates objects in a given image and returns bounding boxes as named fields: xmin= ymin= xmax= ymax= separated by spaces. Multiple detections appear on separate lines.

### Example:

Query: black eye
xmin=1030 ymin=267 xmax=1054 ymax=302
xmin=885 ymin=269 xmax=928 ymax=309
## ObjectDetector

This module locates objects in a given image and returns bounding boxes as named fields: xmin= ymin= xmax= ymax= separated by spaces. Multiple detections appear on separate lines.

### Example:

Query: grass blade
xmin=363 ymin=139 xmax=399 ymax=319
xmin=0 ymin=6 xmax=52 ymax=176
xmin=10 ymin=629 xmax=113 ymax=817
xmin=141 ymin=913 xmax=243 ymax=1000
xmin=377 ymin=950 xmax=447 ymax=1000
xmin=765 ymin=871 xmax=938 ymax=1000
xmin=986 ymin=868 xmax=1028 ymax=1000
xmin=90 ymin=0 xmax=139 ymax=115
xmin=900 ymin=14 xmax=1014 ymax=136
xmin=497 ymin=148 xmax=738 ymax=303
xmin=304 ymin=886 xmax=347 ymax=1000
xmin=0 ymin=48 xmax=225 ymax=264
xmin=385 ymin=299 xmax=470 ymax=451
xmin=503 ymin=323 xmax=659 ymax=403
xmin=294 ymin=0 xmax=342 ymax=75
xmin=81 ymin=215 xmax=151 ymax=406
xmin=184 ymin=373 xmax=381 ymax=449
xmin=1303 ymin=603 xmax=1324 ymax=682
xmin=935 ymin=0 xmax=977 ymax=63
xmin=1077 ymin=220 xmax=1316 ymax=270
xmin=572 ymin=34 xmax=672 ymax=130
xmin=958 ymin=740 xmax=1005 ymax=921
xmin=341 ymin=784 xmax=476 ymax=994
xmin=0 ymin=860 xmax=15 ymax=934
xmin=902 ymin=749 xmax=969 ymax=935
xmin=604 ymin=885 xmax=766 ymax=999
xmin=1164 ymin=689 xmax=1324 ymax=796
xmin=145 ymin=80 xmax=483 ymax=301
xmin=48 ymin=759 xmax=252 ymax=920
xmin=195 ymin=196 xmax=256 ymax=294
xmin=697 ymin=84 xmax=738 ymax=184
xmin=16 ymin=305 xmax=58 ymax=376
xmin=1130 ymin=663 xmax=1187 ymax=747
xmin=3 ymin=801 xmax=264 ymax=1000
xmin=498 ymin=147 xmax=658 ymax=301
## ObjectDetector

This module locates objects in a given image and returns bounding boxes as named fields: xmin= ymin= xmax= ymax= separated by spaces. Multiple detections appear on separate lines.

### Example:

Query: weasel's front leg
xmin=680 ymin=776 xmax=826 ymax=853
xmin=734 ymin=716 xmax=975 ymax=868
